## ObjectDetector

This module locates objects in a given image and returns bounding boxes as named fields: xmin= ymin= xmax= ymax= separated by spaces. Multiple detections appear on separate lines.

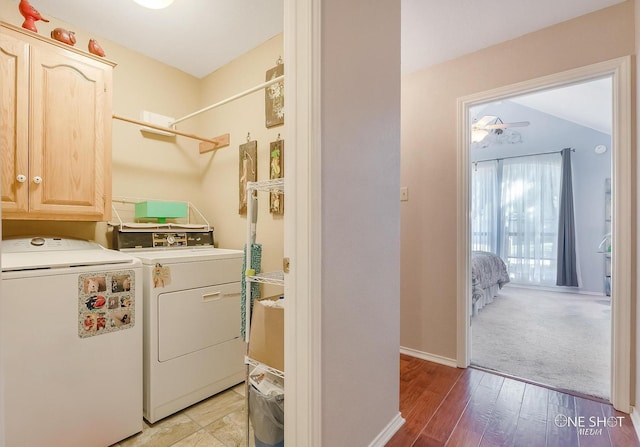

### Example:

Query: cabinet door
xmin=0 ymin=32 xmax=29 ymax=214
xmin=28 ymin=44 xmax=111 ymax=220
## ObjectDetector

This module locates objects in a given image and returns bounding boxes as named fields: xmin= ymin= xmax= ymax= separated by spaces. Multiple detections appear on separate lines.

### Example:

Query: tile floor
xmin=110 ymin=383 xmax=256 ymax=447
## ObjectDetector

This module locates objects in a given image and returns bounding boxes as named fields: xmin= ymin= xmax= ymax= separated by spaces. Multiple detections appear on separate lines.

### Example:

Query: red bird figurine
xmin=51 ymin=28 xmax=76 ymax=46
xmin=88 ymin=39 xmax=105 ymax=57
xmin=18 ymin=0 xmax=49 ymax=33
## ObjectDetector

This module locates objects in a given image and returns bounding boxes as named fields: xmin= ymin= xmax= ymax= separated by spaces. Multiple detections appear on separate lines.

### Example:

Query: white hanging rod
xmin=170 ymin=74 xmax=284 ymax=126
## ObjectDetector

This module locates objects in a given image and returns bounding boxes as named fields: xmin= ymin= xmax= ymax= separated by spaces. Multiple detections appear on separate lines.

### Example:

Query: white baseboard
xmin=505 ymin=283 xmax=606 ymax=296
xmin=400 ymin=346 xmax=457 ymax=368
xmin=630 ymin=406 xmax=640 ymax=441
xmin=368 ymin=412 xmax=405 ymax=447
xmin=576 ymin=290 xmax=608 ymax=296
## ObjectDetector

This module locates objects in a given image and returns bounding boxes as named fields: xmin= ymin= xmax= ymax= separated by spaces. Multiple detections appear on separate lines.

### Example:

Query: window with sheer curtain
xmin=471 ymin=161 xmax=499 ymax=253
xmin=472 ymin=153 xmax=561 ymax=286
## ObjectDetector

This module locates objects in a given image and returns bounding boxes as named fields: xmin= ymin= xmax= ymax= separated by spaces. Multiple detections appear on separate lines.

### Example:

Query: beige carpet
xmin=471 ymin=285 xmax=611 ymax=399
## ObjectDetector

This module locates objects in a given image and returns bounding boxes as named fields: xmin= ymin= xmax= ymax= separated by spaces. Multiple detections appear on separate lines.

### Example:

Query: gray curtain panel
xmin=556 ymin=148 xmax=579 ymax=286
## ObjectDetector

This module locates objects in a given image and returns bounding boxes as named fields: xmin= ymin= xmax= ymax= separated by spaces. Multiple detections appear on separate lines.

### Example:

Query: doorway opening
xmin=467 ymin=79 xmax=612 ymax=398
xmin=456 ymin=57 xmax=632 ymax=412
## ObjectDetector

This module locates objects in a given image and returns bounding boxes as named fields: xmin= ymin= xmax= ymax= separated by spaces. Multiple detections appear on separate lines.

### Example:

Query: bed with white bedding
xmin=471 ymin=251 xmax=510 ymax=315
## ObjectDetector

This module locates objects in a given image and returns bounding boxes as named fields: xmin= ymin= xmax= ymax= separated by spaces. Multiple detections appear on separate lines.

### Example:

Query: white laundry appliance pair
xmin=113 ymin=226 xmax=245 ymax=423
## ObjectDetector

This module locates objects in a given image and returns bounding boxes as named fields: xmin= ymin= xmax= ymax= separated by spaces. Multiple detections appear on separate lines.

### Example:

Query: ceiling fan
xmin=473 ymin=115 xmax=530 ymax=131
xmin=471 ymin=115 xmax=529 ymax=144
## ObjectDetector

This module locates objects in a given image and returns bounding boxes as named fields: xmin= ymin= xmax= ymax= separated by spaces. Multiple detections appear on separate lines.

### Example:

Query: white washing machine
xmin=114 ymin=229 xmax=245 ymax=423
xmin=1 ymin=237 xmax=143 ymax=447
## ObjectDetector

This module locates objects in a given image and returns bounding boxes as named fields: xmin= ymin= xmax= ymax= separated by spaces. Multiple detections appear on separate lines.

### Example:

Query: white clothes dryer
xmin=114 ymin=229 xmax=245 ymax=423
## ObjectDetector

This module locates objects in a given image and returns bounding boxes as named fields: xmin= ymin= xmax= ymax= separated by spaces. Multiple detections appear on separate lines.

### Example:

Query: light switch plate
xmin=400 ymin=187 xmax=408 ymax=201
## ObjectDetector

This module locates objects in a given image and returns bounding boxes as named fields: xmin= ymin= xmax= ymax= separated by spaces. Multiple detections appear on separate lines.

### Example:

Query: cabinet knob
xmin=16 ymin=174 xmax=27 ymax=183
xmin=33 ymin=176 xmax=42 ymax=184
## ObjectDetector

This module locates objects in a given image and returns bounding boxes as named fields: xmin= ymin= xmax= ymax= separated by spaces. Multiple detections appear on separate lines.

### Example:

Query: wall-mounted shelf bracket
xmin=200 ymin=135 xmax=231 ymax=153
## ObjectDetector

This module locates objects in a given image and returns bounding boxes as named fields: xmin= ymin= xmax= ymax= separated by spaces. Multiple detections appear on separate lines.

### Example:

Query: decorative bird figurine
xmin=88 ymin=39 xmax=105 ymax=57
xmin=51 ymin=28 xmax=76 ymax=46
xmin=18 ymin=0 xmax=49 ymax=33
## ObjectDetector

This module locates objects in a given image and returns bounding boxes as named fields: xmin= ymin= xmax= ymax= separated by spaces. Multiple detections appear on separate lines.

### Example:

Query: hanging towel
xmin=241 ymin=242 xmax=262 ymax=339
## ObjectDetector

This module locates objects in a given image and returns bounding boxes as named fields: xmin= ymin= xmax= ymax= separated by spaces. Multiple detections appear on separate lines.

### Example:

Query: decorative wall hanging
xmin=270 ymin=137 xmax=284 ymax=214
xmin=239 ymin=137 xmax=258 ymax=215
xmin=18 ymin=0 xmax=49 ymax=33
xmin=265 ymin=59 xmax=284 ymax=128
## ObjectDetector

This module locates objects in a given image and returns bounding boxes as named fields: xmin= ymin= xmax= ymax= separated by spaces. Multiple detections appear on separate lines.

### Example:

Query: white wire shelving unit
xmin=244 ymin=177 xmax=285 ymax=344
xmin=243 ymin=177 xmax=285 ymax=447
xmin=246 ymin=270 xmax=285 ymax=286
xmin=245 ymin=356 xmax=285 ymax=379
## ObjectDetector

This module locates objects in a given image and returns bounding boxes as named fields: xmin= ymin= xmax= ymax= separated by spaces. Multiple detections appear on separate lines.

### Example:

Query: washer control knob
xmin=33 ymin=176 xmax=42 ymax=184
xmin=30 ymin=237 xmax=45 ymax=246
xmin=16 ymin=174 xmax=27 ymax=183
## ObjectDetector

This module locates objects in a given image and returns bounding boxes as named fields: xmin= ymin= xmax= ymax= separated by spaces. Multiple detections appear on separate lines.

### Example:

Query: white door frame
xmin=456 ymin=56 xmax=632 ymax=412
xmin=283 ymin=0 xmax=323 ymax=446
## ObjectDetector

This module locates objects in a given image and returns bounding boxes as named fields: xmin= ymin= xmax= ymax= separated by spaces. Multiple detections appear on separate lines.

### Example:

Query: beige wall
xmin=401 ymin=1 xmax=636 ymax=360
xmin=0 ymin=1 xmax=283 ymax=260
xmin=197 ymin=34 xmax=285 ymax=296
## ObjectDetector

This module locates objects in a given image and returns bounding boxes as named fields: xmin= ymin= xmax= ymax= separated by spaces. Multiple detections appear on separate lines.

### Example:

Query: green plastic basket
xmin=135 ymin=201 xmax=188 ymax=223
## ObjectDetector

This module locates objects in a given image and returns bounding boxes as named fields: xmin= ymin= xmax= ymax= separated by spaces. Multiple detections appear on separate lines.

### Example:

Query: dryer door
xmin=158 ymin=282 xmax=241 ymax=362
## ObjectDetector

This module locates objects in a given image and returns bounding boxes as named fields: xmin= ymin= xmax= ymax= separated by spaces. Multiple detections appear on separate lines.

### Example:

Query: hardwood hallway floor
xmin=387 ymin=355 xmax=639 ymax=447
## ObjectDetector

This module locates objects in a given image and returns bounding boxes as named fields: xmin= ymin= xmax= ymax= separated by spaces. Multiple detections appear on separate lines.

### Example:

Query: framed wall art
xmin=239 ymin=140 xmax=257 ymax=215
xmin=265 ymin=61 xmax=284 ymax=128
xmin=269 ymin=138 xmax=284 ymax=214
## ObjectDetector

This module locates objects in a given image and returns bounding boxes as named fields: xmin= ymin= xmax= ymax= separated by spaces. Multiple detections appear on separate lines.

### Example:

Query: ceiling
xmin=29 ymin=0 xmax=626 ymax=78
xmin=33 ymin=0 xmax=285 ymax=79
xmin=28 ymin=0 xmax=622 ymax=133
xmin=511 ymin=77 xmax=612 ymax=135
xmin=401 ymin=0 xmax=626 ymax=74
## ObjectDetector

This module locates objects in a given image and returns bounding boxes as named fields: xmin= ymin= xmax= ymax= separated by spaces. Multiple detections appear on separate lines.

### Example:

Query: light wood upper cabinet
xmin=0 ymin=30 xmax=29 ymax=214
xmin=0 ymin=22 xmax=115 ymax=221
